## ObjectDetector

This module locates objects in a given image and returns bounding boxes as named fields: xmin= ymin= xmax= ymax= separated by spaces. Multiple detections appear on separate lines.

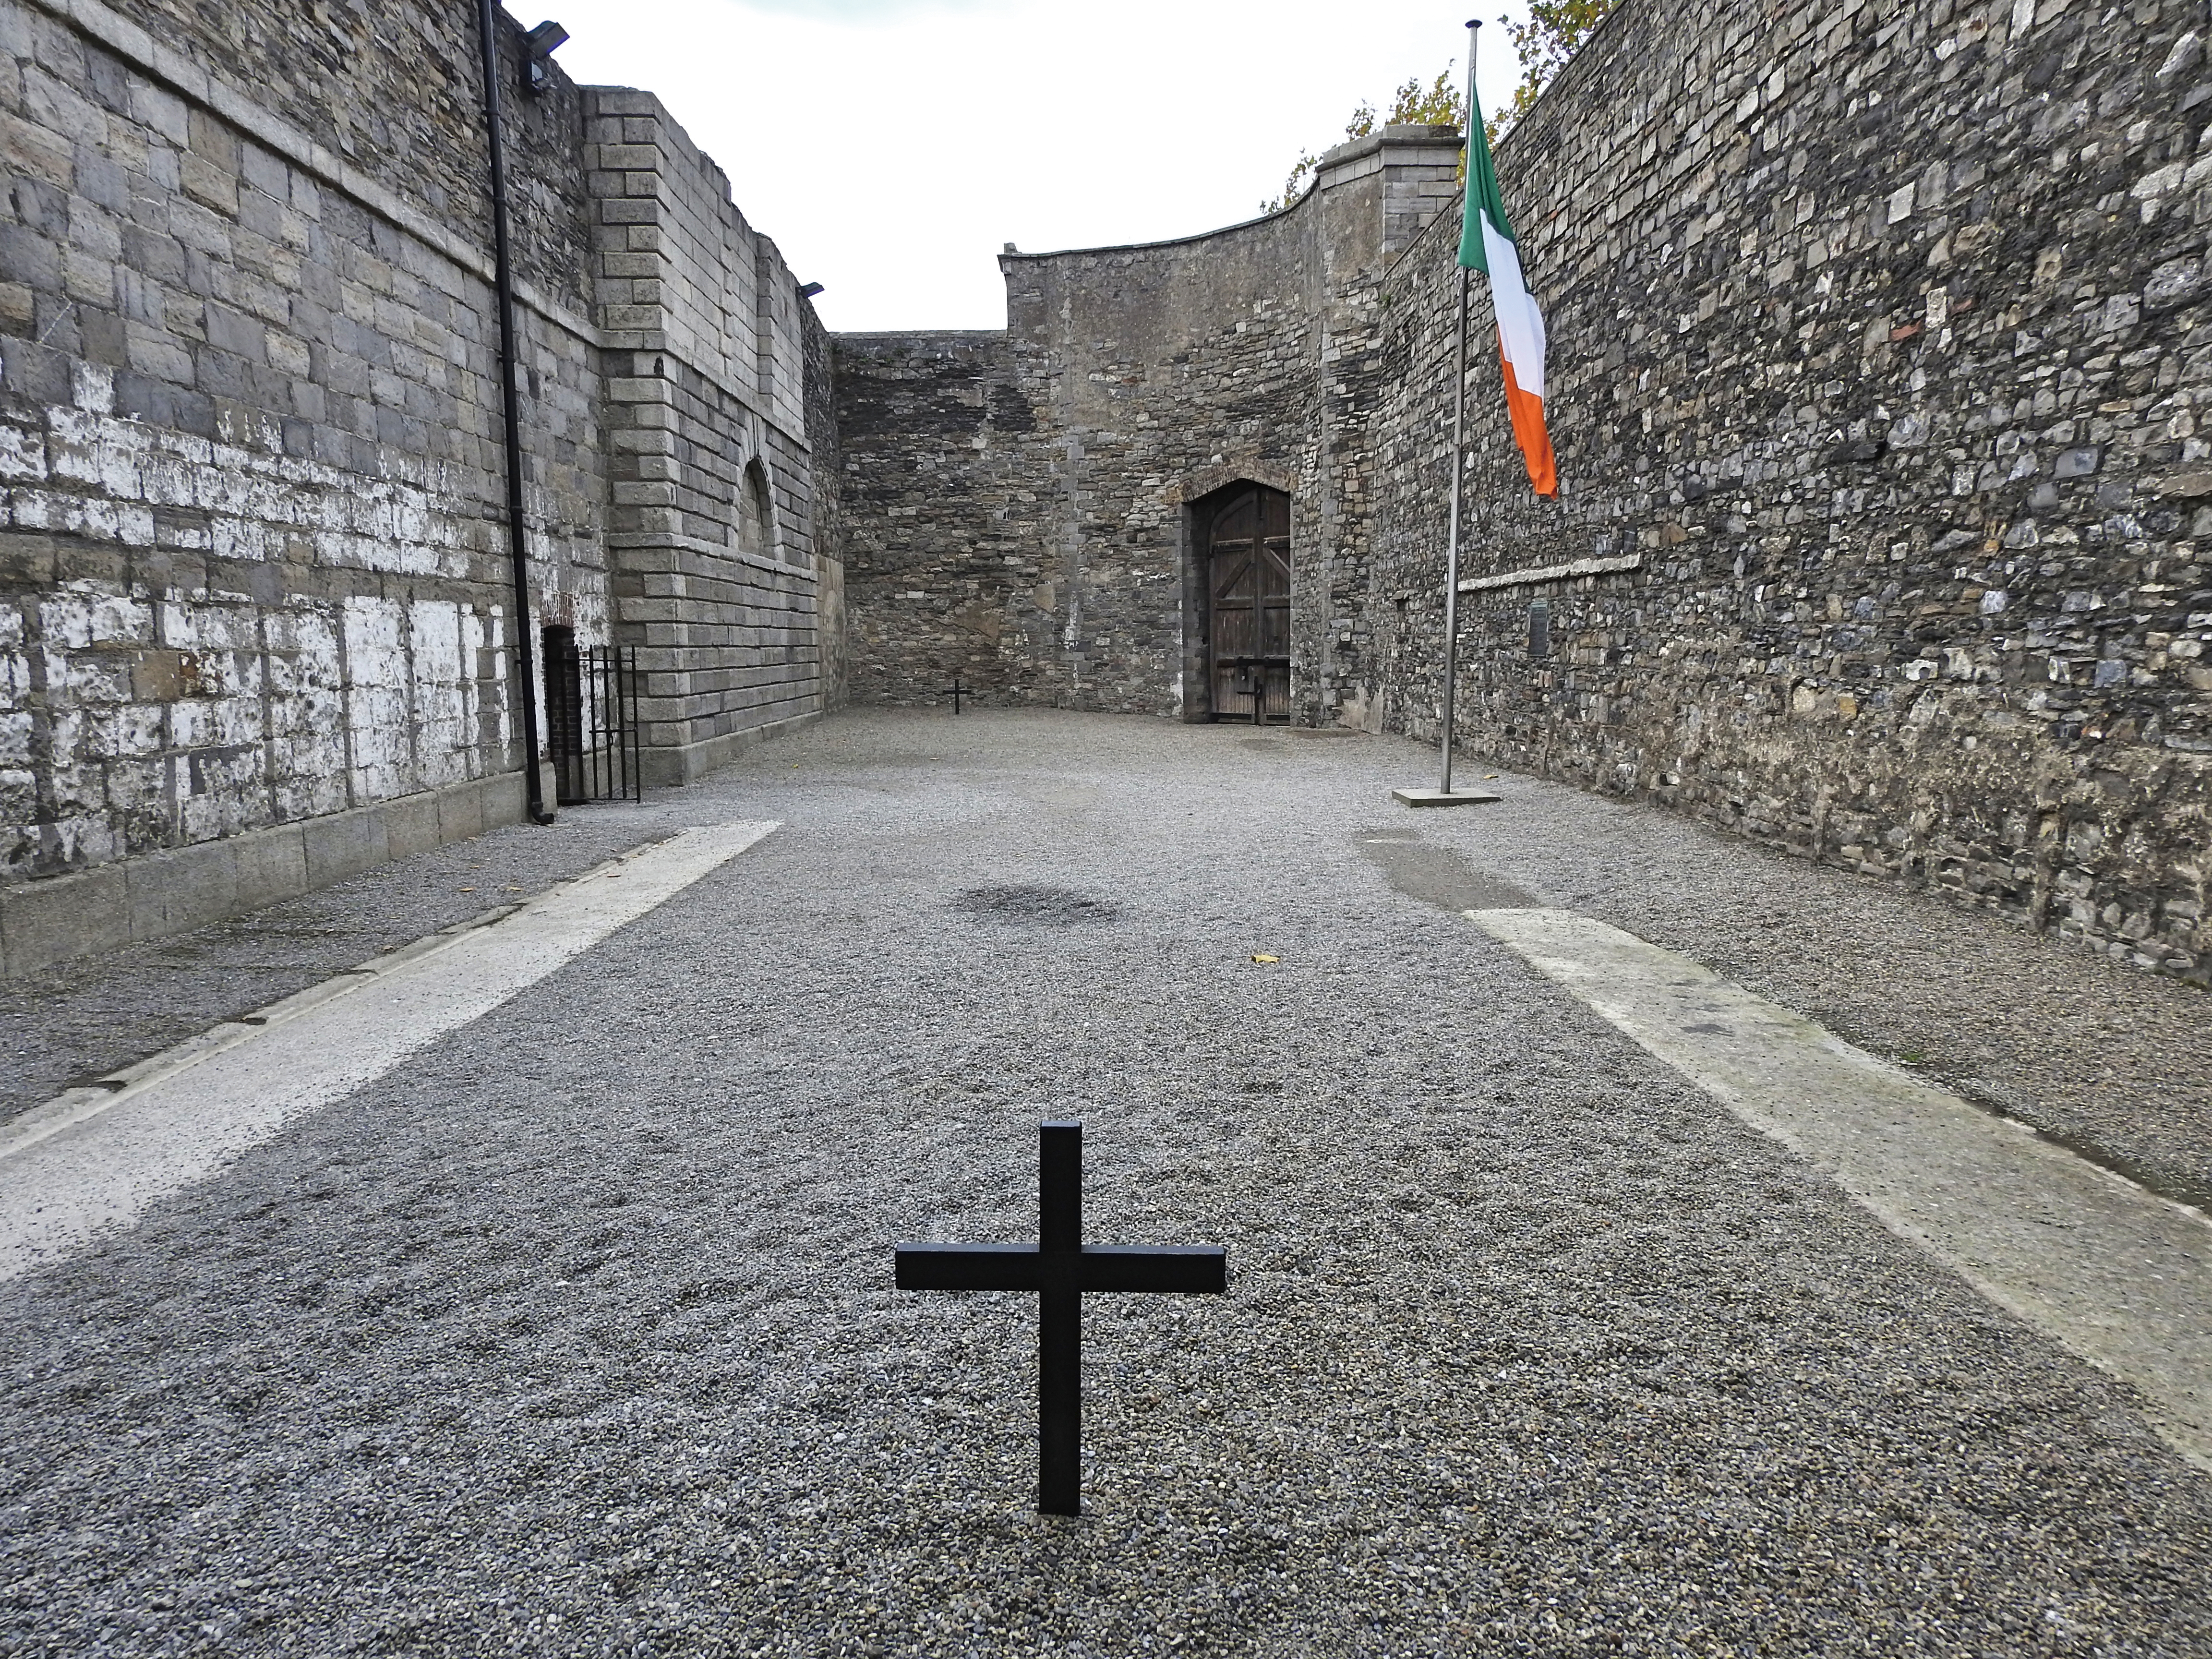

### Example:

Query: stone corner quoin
xmin=2 ymin=0 xmax=2208 ymax=986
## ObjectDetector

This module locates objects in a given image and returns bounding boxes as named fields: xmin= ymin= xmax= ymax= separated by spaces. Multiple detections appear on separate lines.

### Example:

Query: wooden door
xmin=1205 ymin=485 xmax=1291 ymax=722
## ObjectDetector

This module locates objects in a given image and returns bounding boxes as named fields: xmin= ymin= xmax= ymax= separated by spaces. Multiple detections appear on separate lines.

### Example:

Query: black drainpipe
xmin=474 ymin=0 xmax=553 ymax=824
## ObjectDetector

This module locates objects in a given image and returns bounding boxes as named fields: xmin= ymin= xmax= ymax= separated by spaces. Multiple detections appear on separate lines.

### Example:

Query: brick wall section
xmin=833 ymin=128 xmax=1463 ymax=717
xmin=584 ymin=89 xmax=832 ymax=781
xmin=1358 ymin=0 xmax=2212 ymax=981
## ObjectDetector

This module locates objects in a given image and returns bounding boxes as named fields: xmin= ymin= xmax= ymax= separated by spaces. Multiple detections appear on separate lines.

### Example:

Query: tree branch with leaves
xmin=1260 ymin=66 xmax=1465 ymax=214
xmin=1491 ymin=0 xmax=1621 ymax=143
xmin=1261 ymin=2 xmax=1623 ymax=213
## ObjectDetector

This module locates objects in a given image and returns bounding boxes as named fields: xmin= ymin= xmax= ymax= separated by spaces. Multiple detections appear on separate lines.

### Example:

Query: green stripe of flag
xmin=1456 ymin=110 xmax=1516 ymax=271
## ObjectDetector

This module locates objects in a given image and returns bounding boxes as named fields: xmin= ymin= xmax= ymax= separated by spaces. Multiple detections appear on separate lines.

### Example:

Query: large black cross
xmin=894 ymin=1121 xmax=1227 ymax=1515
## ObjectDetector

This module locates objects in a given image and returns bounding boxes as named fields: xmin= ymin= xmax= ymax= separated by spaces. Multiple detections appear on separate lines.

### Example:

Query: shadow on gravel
xmin=1356 ymin=834 xmax=1540 ymax=913
xmin=953 ymin=885 xmax=1122 ymax=924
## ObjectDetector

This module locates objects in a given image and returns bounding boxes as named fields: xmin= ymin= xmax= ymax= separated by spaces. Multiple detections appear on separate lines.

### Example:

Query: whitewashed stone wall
xmin=0 ymin=0 xmax=842 ymax=974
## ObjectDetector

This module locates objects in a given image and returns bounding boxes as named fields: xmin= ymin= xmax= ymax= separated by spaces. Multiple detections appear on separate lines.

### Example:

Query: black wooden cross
xmin=894 ymin=1121 xmax=1227 ymax=1515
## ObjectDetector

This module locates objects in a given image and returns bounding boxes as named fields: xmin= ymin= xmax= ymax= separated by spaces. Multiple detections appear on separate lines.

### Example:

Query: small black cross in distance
xmin=894 ymin=1121 xmax=1227 ymax=1515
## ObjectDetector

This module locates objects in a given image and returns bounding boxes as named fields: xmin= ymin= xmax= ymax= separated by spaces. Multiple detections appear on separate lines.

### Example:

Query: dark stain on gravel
xmin=954 ymin=885 xmax=1122 ymax=925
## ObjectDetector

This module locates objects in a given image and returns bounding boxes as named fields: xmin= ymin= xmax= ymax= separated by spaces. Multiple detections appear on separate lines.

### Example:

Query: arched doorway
xmin=1202 ymin=483 xmax=1291 ymax=723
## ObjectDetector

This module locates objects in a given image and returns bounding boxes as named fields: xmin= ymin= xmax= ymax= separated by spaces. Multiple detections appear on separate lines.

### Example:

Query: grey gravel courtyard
xmin=3 ymin=709 xmax=2209 ymax=1656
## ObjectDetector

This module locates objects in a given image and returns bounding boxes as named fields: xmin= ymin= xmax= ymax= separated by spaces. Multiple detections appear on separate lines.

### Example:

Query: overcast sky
xmin=541 ymin=0 xmax=1536 ymax=332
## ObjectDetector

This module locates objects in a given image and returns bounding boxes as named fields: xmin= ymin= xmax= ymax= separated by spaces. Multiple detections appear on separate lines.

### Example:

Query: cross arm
xmin=1077 ymin=1245 xmax=1227 ymax=1294
xmin=895 ymin=1243 xmax=1043 ymax=1291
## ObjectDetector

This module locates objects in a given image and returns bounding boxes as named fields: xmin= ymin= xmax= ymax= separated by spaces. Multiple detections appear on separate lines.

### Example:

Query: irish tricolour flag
xmin=1458 ymin=115 xmax=1558 ymax=498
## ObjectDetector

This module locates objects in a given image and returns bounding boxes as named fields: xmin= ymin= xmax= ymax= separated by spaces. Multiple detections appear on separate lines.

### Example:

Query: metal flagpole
xmin=1439 ymin=19 xmax=1480 ymax=796
xmin=1387 ymin=18 xmax=1502 ymax=810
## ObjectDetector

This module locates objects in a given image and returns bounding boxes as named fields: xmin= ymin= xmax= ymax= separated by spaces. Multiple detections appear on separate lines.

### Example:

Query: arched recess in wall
xmin=736 ymin=461 xmax=778 ymax=563
xmin=1189 ymin=481 xmax=1292 ymax=725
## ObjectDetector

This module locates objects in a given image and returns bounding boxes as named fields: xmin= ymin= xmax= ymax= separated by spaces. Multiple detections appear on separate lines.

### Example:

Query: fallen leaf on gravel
xmin=1251 ymin=953 xmax=1279 ymax=963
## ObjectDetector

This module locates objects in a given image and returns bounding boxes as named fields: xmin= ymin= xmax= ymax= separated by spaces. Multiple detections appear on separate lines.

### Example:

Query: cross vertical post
xmin=1038 ymin=1121 xmax=1082 ymax=1514
xmin=894 ymin=1121 xmax=1228 ymax=1515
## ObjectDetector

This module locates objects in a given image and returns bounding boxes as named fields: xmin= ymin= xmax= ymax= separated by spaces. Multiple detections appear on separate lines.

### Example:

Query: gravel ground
xmin=1330 ymin=739 xmax=2212 ymax=1212
xmin=1 ymin=709 xmax=2207 ymax=1656
xmin=0 ymin=805 xmax=683 ymax=1127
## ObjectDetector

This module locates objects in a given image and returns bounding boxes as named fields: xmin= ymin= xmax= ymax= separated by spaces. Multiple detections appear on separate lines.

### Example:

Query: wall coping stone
xmin=1001 ymin=126 xmax=1462 ymax=266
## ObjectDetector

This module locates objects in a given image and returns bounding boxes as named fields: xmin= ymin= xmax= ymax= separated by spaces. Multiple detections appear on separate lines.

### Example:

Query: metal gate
xmin=544 ymin=638 xmax=643 ymax=804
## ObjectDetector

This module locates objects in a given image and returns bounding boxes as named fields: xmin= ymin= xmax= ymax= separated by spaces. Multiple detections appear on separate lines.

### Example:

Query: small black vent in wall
xmin=1528 ymin=599 xmax=1551 ymax=660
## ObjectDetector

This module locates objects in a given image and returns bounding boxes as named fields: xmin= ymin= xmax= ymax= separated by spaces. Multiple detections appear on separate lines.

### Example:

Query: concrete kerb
xmin=1468 ymin=904 xmax=2212 ymax=1473
xmin=0 ymin=846 xmax=637 ymax=1165
xmin=0 ymin=823 xmax=771 ymax=1269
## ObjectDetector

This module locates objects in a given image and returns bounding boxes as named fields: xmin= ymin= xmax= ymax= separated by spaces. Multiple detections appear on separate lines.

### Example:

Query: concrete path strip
xmin=1467 ymin=906 xmax=2212 ymax=1474
xmin=0 ymin=821 xmax=779 ymax=1281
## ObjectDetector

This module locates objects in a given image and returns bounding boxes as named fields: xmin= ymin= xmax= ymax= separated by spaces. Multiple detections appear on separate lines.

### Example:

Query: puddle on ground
xmin=1353 ymin=834 xmax=1539 ymax=913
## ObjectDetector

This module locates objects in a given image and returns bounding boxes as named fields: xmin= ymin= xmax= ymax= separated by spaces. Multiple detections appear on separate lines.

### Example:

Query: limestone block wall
xmin=0 ymin=0 xmax=617 ymax=974
xmin=834 ymin=128 xmax=1463 ymax=717
xmin=0 ymin=0 xmax=843 ymax=975
xmin=585 ymin=89 xmax=834 ymax=781
xmin=1360 ymin=0 xmax=2212 ymax=981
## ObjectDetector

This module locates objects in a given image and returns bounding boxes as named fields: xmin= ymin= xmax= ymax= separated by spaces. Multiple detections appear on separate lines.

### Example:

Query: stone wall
xmin=832 ymin=128 xmax=1465 ymax=717
xmin=1356 ymin=0 xmax=2212 ymax=982
xmin=0 ymin=0 xmax=840 ymax=974
xmin=585 ymin=89 xmax=835 ymax=783
xmin=832 ymin=329 xmax=1037 ymax=707
xmin=832 ymin=0 xmax=2210 ymax=983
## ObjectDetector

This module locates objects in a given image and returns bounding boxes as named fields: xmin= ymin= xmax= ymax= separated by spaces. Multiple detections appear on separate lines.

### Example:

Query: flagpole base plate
xmin=1392 ymin=787 xmax=1503 ymax=808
